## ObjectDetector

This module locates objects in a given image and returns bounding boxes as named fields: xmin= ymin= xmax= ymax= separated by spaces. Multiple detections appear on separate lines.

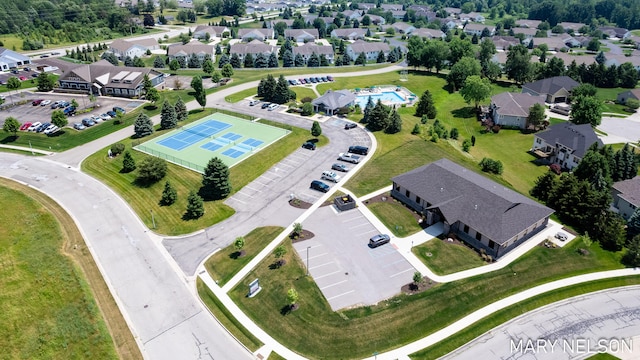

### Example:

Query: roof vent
xmin=440 ymin=187 xmax=444 ymax=192
xmin=474 ymin=204 xmax=478 ymax=210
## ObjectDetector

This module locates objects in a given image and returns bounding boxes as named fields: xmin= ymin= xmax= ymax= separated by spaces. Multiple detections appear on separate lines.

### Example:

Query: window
xmin=463 ymin=225 xmax=469 ymax=233
xmin=489 ymin=240 xmax=496 ymax=249
xmin=405 ymin=190 xmax=410 ymax=197
xmin=475 ymin=232 xmax=482 ymax=241
xmin=415 ymin=196 xmax=421 ymax=204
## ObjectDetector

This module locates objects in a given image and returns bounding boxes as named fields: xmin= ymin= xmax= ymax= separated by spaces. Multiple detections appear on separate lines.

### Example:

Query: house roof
xmin=535 ymin=122 xmax=603 ymax=159
xmin=193 ymin=25 xmax=229 ymax=36
xmin=167 ymin=43 xmax=215 ymax=56
xmin=270 ymin=19 xmax=294 ymax=27
xmin=529 ymin=37 xmax=570 ymax=51
xmin=347 ymin=40 xmax=390 ymax=53
xmin=381 ymin=3 xmax=403 ymax=11
xmin=0 ymin=48 xmax=30 ymax=64
xmin=491 ymin=92 xmax=545 ymax=117
xmin=613 ymin=176 xmax=640 ymax=207
xmin=331 ymin=28 xmax=367 ymax=38
xmin=284 ymin=29 xmax=319 ymax=39
xmin=598 ymin=26 xmax=629 ymax=38
xmin=391 ymin=22 xmax=414 ymax=32
xmin=491 ymin=36 xmax=520 ymax=50
xmin=59 ymin=62 xmax=163 ymax=90
xmin=619 ymin=88 xmax=640 ymax=100
xmin=559 ymin=22 xmax=587 ymax=32
xmin=511 ymin=27 xmax=538 ymax=36
xmin=522 ymin=76 xmax=580 ymax=96
xmin=238 ymin=28 xmax=273 ymax=39
xmin=110 ymin=38 xmax=157 ymax=53
xmin=548 ymin=53 xmax=597 ymax=67
xmin=312 ymin=90 xmax=355 ymax=110
xmin=464 ymin=23 xmax=495 ymax=32
xmin=605 ymin=54 xmax=640 ymax=68
xmin=411 ymin=28 xmax=444 ymax=39
xmin=292 ymin=43 xmax=333 ymax=56
xmin=392 ymin=159 xmax=554 ymax=245
xmin=230 ymin=40 xmax=276 ymax=55
xmin=515 ymin=19 xmax=542 ymax=28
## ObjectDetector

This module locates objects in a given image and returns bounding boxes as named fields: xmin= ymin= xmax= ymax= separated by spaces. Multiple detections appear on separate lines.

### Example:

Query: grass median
xmin=228 ymin=238 xmax=624 ymax=359
xmin=367 ymin=200 xmax=423 ymax=237
xmin=412 ymin=239 xmax=486 ymax=275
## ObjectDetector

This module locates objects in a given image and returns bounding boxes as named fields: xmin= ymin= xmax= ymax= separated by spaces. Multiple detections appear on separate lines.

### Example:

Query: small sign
xmin=248 ymin=278 xmax=261 ymax=298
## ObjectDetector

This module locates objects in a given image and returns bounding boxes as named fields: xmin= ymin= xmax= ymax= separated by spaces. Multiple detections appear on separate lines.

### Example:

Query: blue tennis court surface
xmin=242 ymin=138 xmax=264 ymax=148
xmin=158 ymin=120 xmax=231 ymax=151
xmin=222 ymin=147 xmax=247 ymax=158
xmin=201 ymin=142 xmax=223 ymax=151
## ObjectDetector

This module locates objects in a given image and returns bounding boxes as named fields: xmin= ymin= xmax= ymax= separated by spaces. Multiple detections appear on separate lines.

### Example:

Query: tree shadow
xmin=132 ymin=177 xmax=158 ymax=188
xmin=280 ymin=304 xmax=292 ymax=316
xmin=451 ymin=107 xmax=476 ymax=119
xmin=306 ymin=138 xmax=319 ymax=143
xmin=229 ymin=250 xmax=245 ymax=259
xmin=143 ymin=105 xmax=158 ymax=111
xmin=0 ymin=135 xmax=18 ymax=143
xmin=188 ymin=108 xmax=204 ymax=115
xmin=47 ymin=130 xmax=65 ymax=137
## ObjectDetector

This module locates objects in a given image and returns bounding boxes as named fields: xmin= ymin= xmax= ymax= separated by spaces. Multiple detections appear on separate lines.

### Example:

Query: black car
xmin=261 ymin=102 xmax=271 ymax=109
xmin=348 ymin=145 xmax=369 ymax=155
xmin=344 ymin=122 xmax=357 ymax=130
xmin=369 ymin=234 xmax=391 ymax=248
xmin=310 ymin=180 xmax=330 ymax=193
xmin=302 ymin=142 xmax=316 ymax=150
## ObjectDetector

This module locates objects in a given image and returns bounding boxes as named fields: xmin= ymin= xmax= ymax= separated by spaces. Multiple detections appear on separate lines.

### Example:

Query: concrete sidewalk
xmin=0 ymin=144 xmax=54 ymax=155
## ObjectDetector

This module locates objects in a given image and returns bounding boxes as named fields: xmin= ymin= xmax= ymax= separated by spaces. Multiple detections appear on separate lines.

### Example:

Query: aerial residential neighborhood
xmin=3 ymin=0 xmax=640 ymax=359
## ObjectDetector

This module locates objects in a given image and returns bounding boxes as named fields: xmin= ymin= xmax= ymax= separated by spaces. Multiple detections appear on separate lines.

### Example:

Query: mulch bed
xmin=289 ymin=198 xmax=312 ymax=209
xmin=401 ymin=277 xmax=438 ymax=295
xmin=290 ymin=229 xmax=315 ymax=243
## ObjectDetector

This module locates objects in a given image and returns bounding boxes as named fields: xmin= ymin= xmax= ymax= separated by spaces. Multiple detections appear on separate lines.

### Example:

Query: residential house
xmin=391 ymin=159 xmax=554 ymax=258
xmin=605 ymin=55 xmax=640 ymax=71
xmin=616 ymin=88 xmax=640 ymax=104
xmin=548 ymin=53 xmax=596 ymax=67
xmin=311 ymin=90 xmax=355 ymax=115
xmin=391 ymin=10 xmax=407 ymax=20
xmin=358 ymin=3 xmax=376 ymax=11
xmin=531 ymin=122 xmax=603 ymax=171
xmin=558 ymin=22 xmax=587 ymax=33
xmin=570 ymin=36 xmax=592 ymax=48
xmin=192 ymin=25 xmax=231 ymax=39
xmin=0 ymin=47 xmax=30 ymax=70
xmin=284 ymin=29 xmax=319 ymax=42
xmin=389 ymin=22 xmax=415 ymax=34
xmin=511 ymin=27 xmax=538 ymax=39
xmin=460 ymin=12 xmax=485 ymax=23
xmin=411 ymin=28 xmax=445 ymax=40
xmin=345 ymin=40 xmax=390 ymax=61
xmin=443 ymin=7 xmax=462 ymax=16
xmin=491 ymin=35 xmax=520 ymax=51
xmin=237 ymin=28 xmax=274 ymax=41
xmin=441 ymin=18 xmax=462 ymax=30
xmin=463 ymin=23 xmax=495 ymax=37
xmin=229 ymin=40 xmax=277 ymax=61
xmin=269 ymin=19 xmax=294 ymax=29
xmin=522 ymin=76 xmax=580 ymax=103
xmin=490 ymin=92 xmax=545 ymax=129
xmin=529 ymin=37 xmax=570 ymax=51
xmin=342 ymin=10 xmax=363 ymax=20
xmin=292 ymin=43 xmax=334 ymax=64
xmin=628 ymin=35 xmax=640 ymax=50
xmin=57 ymin=60 xmax=165 ymax=98
xmin=381 ymin=4 xmax=403 ymax=11
xmin=330 ymin=28 xmax=367 ymax=40
xmin=515 ymin=19 xmax=542 ymax=29
xmin=108 ymin=38 xmax=159 ymax=60
xmin=599 ymin=26 xmax=631 ymax=40
xmin=304 ymin=15 xmax=335 ymax=27
xmin=407 ymin=5 xmax=431 ymax=12
xmin=366 ymin=14 xmax=386 ymax=25
xmin=612 ymin=177 xmax=640 ymax=220
xmin=167 ymin=43 xmax=215 ymax=64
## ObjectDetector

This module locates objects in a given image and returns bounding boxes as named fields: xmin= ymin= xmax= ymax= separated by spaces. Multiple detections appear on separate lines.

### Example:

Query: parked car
xmin=19 ymin=122 xmax=32 ymax=131
xmin=304 ymin=78 xmax=311 ymax=83
xmin=73 ymin=122 xmax=86 ymax=130
xmin=348 ymin=145 xmax=369 ymax=155
xmin=555 ymin=232 xmax=568 ymax=241
xmin=268 ymin=103 xmax=278 ymax=111
xmin=321 ymin=171 xmax=341 ymax=183
xmin=106 ymin=110 xmax=117 ymax=118
xmin=338 ymin=153 xmax=360 ymax=164
xmin=27 ymin=122 xmax=41 ymax=131
xmin=82 ymin=118 xmax=95 ymax=127
xmin=32 ymin=99 xmax=43 ymax=106
xmin=59 ymin=101 xmax=70 ymax=108
xmin=310 ymin=180 xmax=330 ymax=193
xmin=310 ymin=77 xmax=317 ymax=83
xmin=19 ymin=76 xmax=27 ymax=81
xmin=36 ymin=122 xmax=51 ymax=133
xmin=31 ymin=73 xmax=38 ymax=78
xmin=369 ymin=234 xmax=391 ymax=248
xmin=299 ymin=78 xmax=306 ymax=84
xmin=113 ymin=106 xmax=126 ymax=114
xmin=321 ymin=77 xmax=328 ymax=82
xmin=344 ymin=122 xmax=357 ymax=130
xmin=99 ymin=113 xmax=111 ymax=120
xmin=44 ymin=125 xmax=59 ymax=135
xmin=63 ymin=106 xmax=76 ymax=116
xmin=91 ymin=115 xmax=102 ymax=123
xmin=40 ymin=100 xmax=51 ymax=106
xmin=24 ymin=67 xmax=31 ymax=72
xmin=331 ymin=163 xmax=349 ymax=172
xmin=249 ymin=100 xmax=259 ymax=106
xmin=261 ymin=102 xmax=271 ymax=109
xmin=302 ymin=142 xmax=316 ymax=150
xmin=327 ymin=75 xmax=334 ymax=81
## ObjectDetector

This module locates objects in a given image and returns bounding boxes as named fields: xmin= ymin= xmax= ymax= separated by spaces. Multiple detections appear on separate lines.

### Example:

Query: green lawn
xmin=227 ymin=237 xmax=624 ymax=359
xmin=413 ymin=239 xmax=486 ymax=275
xmin=205 ymin=226 xmax=284 ymax=286
xmin=367 ymin=200 xmax=423 ymax=237
xmin=596 ymin=87 xmax=635 ymax=115
xmin=0 ymin=185 xmax=117 ymax=359
xmin=82 ymin=111 xmax=326 ymax=235
xmin=586 ymin=353 xmax=621 ymax=360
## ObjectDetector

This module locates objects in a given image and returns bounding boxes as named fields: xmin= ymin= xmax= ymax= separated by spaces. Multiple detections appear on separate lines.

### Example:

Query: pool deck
xmin=354 ymin=85 xmax=416 ymax=108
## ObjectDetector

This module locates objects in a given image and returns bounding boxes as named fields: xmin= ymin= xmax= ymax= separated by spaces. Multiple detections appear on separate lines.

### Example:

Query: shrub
xmin=411 ymin=124 xmax=421 ymax=135
xmin=301 ymin=102 xmax=313 ymax=116
xmin=449 ymin=128 xmax=459 ymax=140
xmin=111 ymin=143 xmax=125 ymax=156
xmin=479 ymin=157 xmax=503 ymax=174
xmin=462 ymin=139 xmax=472 ymax=152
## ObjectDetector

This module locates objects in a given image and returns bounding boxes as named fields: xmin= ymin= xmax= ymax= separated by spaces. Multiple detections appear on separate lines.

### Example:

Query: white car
xmin=321 ymin=170 xmax=341 ymax=183
xmin=249 ymin=100 xmax=259 ymax=106
xmin=43 ymin=125 xmax=58 ymax=134
xmin=27 ymin=122 xmax=41 ymax=131
xmin=99 ymin=113 xmax=110 ymax=120
xmin=555 ymin=232 xmax=568 ymax=241
xmin=91 ymin=115 xmax=102 ymax=123
xmin=268 ymin=103 xmax=278 ymax=111
xmin=338 ymin=152 xmax=361 ymax=164
xmin=40 ymin=100 xmax=51 ymax=106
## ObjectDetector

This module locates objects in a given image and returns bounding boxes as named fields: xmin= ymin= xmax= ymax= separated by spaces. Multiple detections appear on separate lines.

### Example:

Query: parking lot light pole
xmin=306 ymin=246 xmax=311 ymax=276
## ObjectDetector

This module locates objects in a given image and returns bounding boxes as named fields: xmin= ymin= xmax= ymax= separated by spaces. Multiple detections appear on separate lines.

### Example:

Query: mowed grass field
xmin=0 ymin=179 xmax=139 ymax=360
xmin=413 ymin=239 xmax=487 ymax=275
xmin=227 ymin=238 xmax=625 ymax=359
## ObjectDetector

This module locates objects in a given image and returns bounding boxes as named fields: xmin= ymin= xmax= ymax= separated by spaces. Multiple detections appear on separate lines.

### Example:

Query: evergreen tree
xmin=160 ymin=100 xmax=178 ymax=129
xmin=623 ymin=235 xmax=640 ymax=267
xmin=366 ymin=100 xmax=391 ymax=131
xmin=283 ymin=50 xmax=294 ymax=67
xmin=385 ymin=109 xmax=402 ymax=134
xmin=253 ymin=53 xmax=268 ymax=68
xmin=244 ymin=53 xmax=255 ymax=68
xmin=218 ymin=53 xmax=230 ymax=68
xmin=215 ymin=44 xmax=222 ymax=55
xmin=221 ymin=63 xmax=234 ymax=77
xmin=361 ymin=96 xmax=375 ymax=124
xmin=294 ymin=53 xmax=306 ymax=67
xmin=185 ymin=190 xmax=205 ymax=219
xmin=376 ymin=50 xmax=385 ymax=63
xmin=201 ymin=157 xmax=231 ymax=200
xmin=124 ymin=56 xmax=133 ymax=67
xmin=273 ymin=75 xmax=292 ymax=104
xmin=258 ymin=74 xmax=277 ymax=100
xmin=573 ymin=149 xmax=611 ymax=186
xmin=354 ymin=52 xmax=366 ymax=65
xmin=160 ymin=181 xmax=178 ymax=206
xmin=415 ymin=90 xmax=437 ymax=119
xmin=319 ymin=54 xmax=329 ymax=66
xmin=593 ymin=211 xmax=626 ymax=251
xmin=268 ymin=52 xmax=279 ymax=68
xmin=174 ymin=97 xmax=188 ymax=122
xmin=628 ymin=208 xmax=640 ymax=241
xmin=133 ymin=113 xmax=154 ymax=138
xmin=613 ymin=143 xmax=637 ymax=181
xmin=307 ymin=53 xmax=320 ymax=67
xmin=202 ymin=58 xmax=214 ymax=75
xmin=36 ymin=73 xmax=55 ymax=92
xmin=230 ymin=53 xmax=242 ymax=68
xmin=133 ymin=56 xmax=145 ymax=67
xmin=311 ymin=121 xmax=322 ymax=137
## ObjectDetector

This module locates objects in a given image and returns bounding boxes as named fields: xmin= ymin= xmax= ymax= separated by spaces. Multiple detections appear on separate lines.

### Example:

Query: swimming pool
xmin=355 ymin=91 xmax=406 ymax=109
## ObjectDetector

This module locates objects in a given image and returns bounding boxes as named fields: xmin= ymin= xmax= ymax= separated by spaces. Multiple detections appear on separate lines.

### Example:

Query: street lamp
xmin=306 ymin=246 xmax=311 ymax=276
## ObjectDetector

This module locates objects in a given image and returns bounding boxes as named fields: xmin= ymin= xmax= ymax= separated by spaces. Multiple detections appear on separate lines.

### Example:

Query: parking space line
xmin=308 ymin=252 xmax=328 ymax=260
xmin=244 ymin=184 xmax=262 ymax=192
xmin=327 ymin=290 xmax=355 ymax=301
xmin=349 ymin=223 xmax=372 ymax=229
xmin=342 ymin=216 xmax=365 ymax=223
xmin=253 ymin=179 xmax=271 ymax=187
xmin=314 ymin=270 xmax=342 ymax=280
xmin=389 ymin=268 xmax=414 ymax=278
xmin=320 ymin=280 xmax=348 ymax=290
xmin=278 ymin=162 xmax=294 ymax=168
xmin=356 ymin=229 xmax=379 ymax=236
xmin=309 ymin=261 xmax=334 ymax=270
xmin=382 ymin=258 xmax=411 ymax=268
xmin=228 ymin=197 xmax=246 ymax=204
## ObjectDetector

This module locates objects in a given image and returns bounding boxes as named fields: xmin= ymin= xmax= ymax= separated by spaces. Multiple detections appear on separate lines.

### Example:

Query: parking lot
xmin=0 ymin=91 xmax=144 ymax=128
xmin=293 ymin=206 xmax=416 ymax=310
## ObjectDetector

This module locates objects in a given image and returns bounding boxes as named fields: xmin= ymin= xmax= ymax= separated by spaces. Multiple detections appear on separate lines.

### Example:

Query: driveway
xmin=598 ymin=116 xmax=640 ymax=144
xmin=292 ymin=205 xmax=415 ymax=310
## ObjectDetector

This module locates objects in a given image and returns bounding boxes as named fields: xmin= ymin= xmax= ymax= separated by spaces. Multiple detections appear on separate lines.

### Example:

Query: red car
xmin=19 ymin=122 xmax=32 ymax=131
xmin=32 ymin=99 xmax=43 ymax=106
xmin=19 ymin=76 xmax=27 ymax=81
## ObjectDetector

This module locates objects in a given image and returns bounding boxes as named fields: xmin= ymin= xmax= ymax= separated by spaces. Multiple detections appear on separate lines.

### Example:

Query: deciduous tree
xmin=460 ymin=75 xmax=492 ymax=109
xmin=2 ymin=116 xmax=20 ymax=136
xmin=137 ymin=157 xmax=167 ymax=183
xmin=570 ymin=95 xmax=602 ymax=127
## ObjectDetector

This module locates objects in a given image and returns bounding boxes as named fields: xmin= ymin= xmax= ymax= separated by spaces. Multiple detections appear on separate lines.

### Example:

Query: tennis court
xmin=134 ymin=113 xmax=290 ymax=173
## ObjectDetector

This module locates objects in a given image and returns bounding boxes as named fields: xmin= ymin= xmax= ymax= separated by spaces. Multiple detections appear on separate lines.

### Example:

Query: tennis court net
xmin=180 ymin=126 xmax=215 ymax=139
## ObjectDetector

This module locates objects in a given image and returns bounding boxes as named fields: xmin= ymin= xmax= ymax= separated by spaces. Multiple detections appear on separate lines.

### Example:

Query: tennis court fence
xmin=134 ymin=144 xmax=205 ymax=173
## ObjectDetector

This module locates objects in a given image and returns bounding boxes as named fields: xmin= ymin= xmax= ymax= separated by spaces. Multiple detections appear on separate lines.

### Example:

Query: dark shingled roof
xmin=522 ymin=76 xmax=580 ymax=96
xmin=392 ymin=159 xmax=553 ymax=245
xmin=535 ymin=122 xmax=603 ymax=159
xmin=613 ymin=176 xmax=640 ymax=207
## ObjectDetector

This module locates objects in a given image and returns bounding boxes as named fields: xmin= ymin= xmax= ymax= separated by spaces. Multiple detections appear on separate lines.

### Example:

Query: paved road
xmin=443 ymin=286 xmax=640 ymax=360
xmin=0 ymin=153 xmax=252 ymax=360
